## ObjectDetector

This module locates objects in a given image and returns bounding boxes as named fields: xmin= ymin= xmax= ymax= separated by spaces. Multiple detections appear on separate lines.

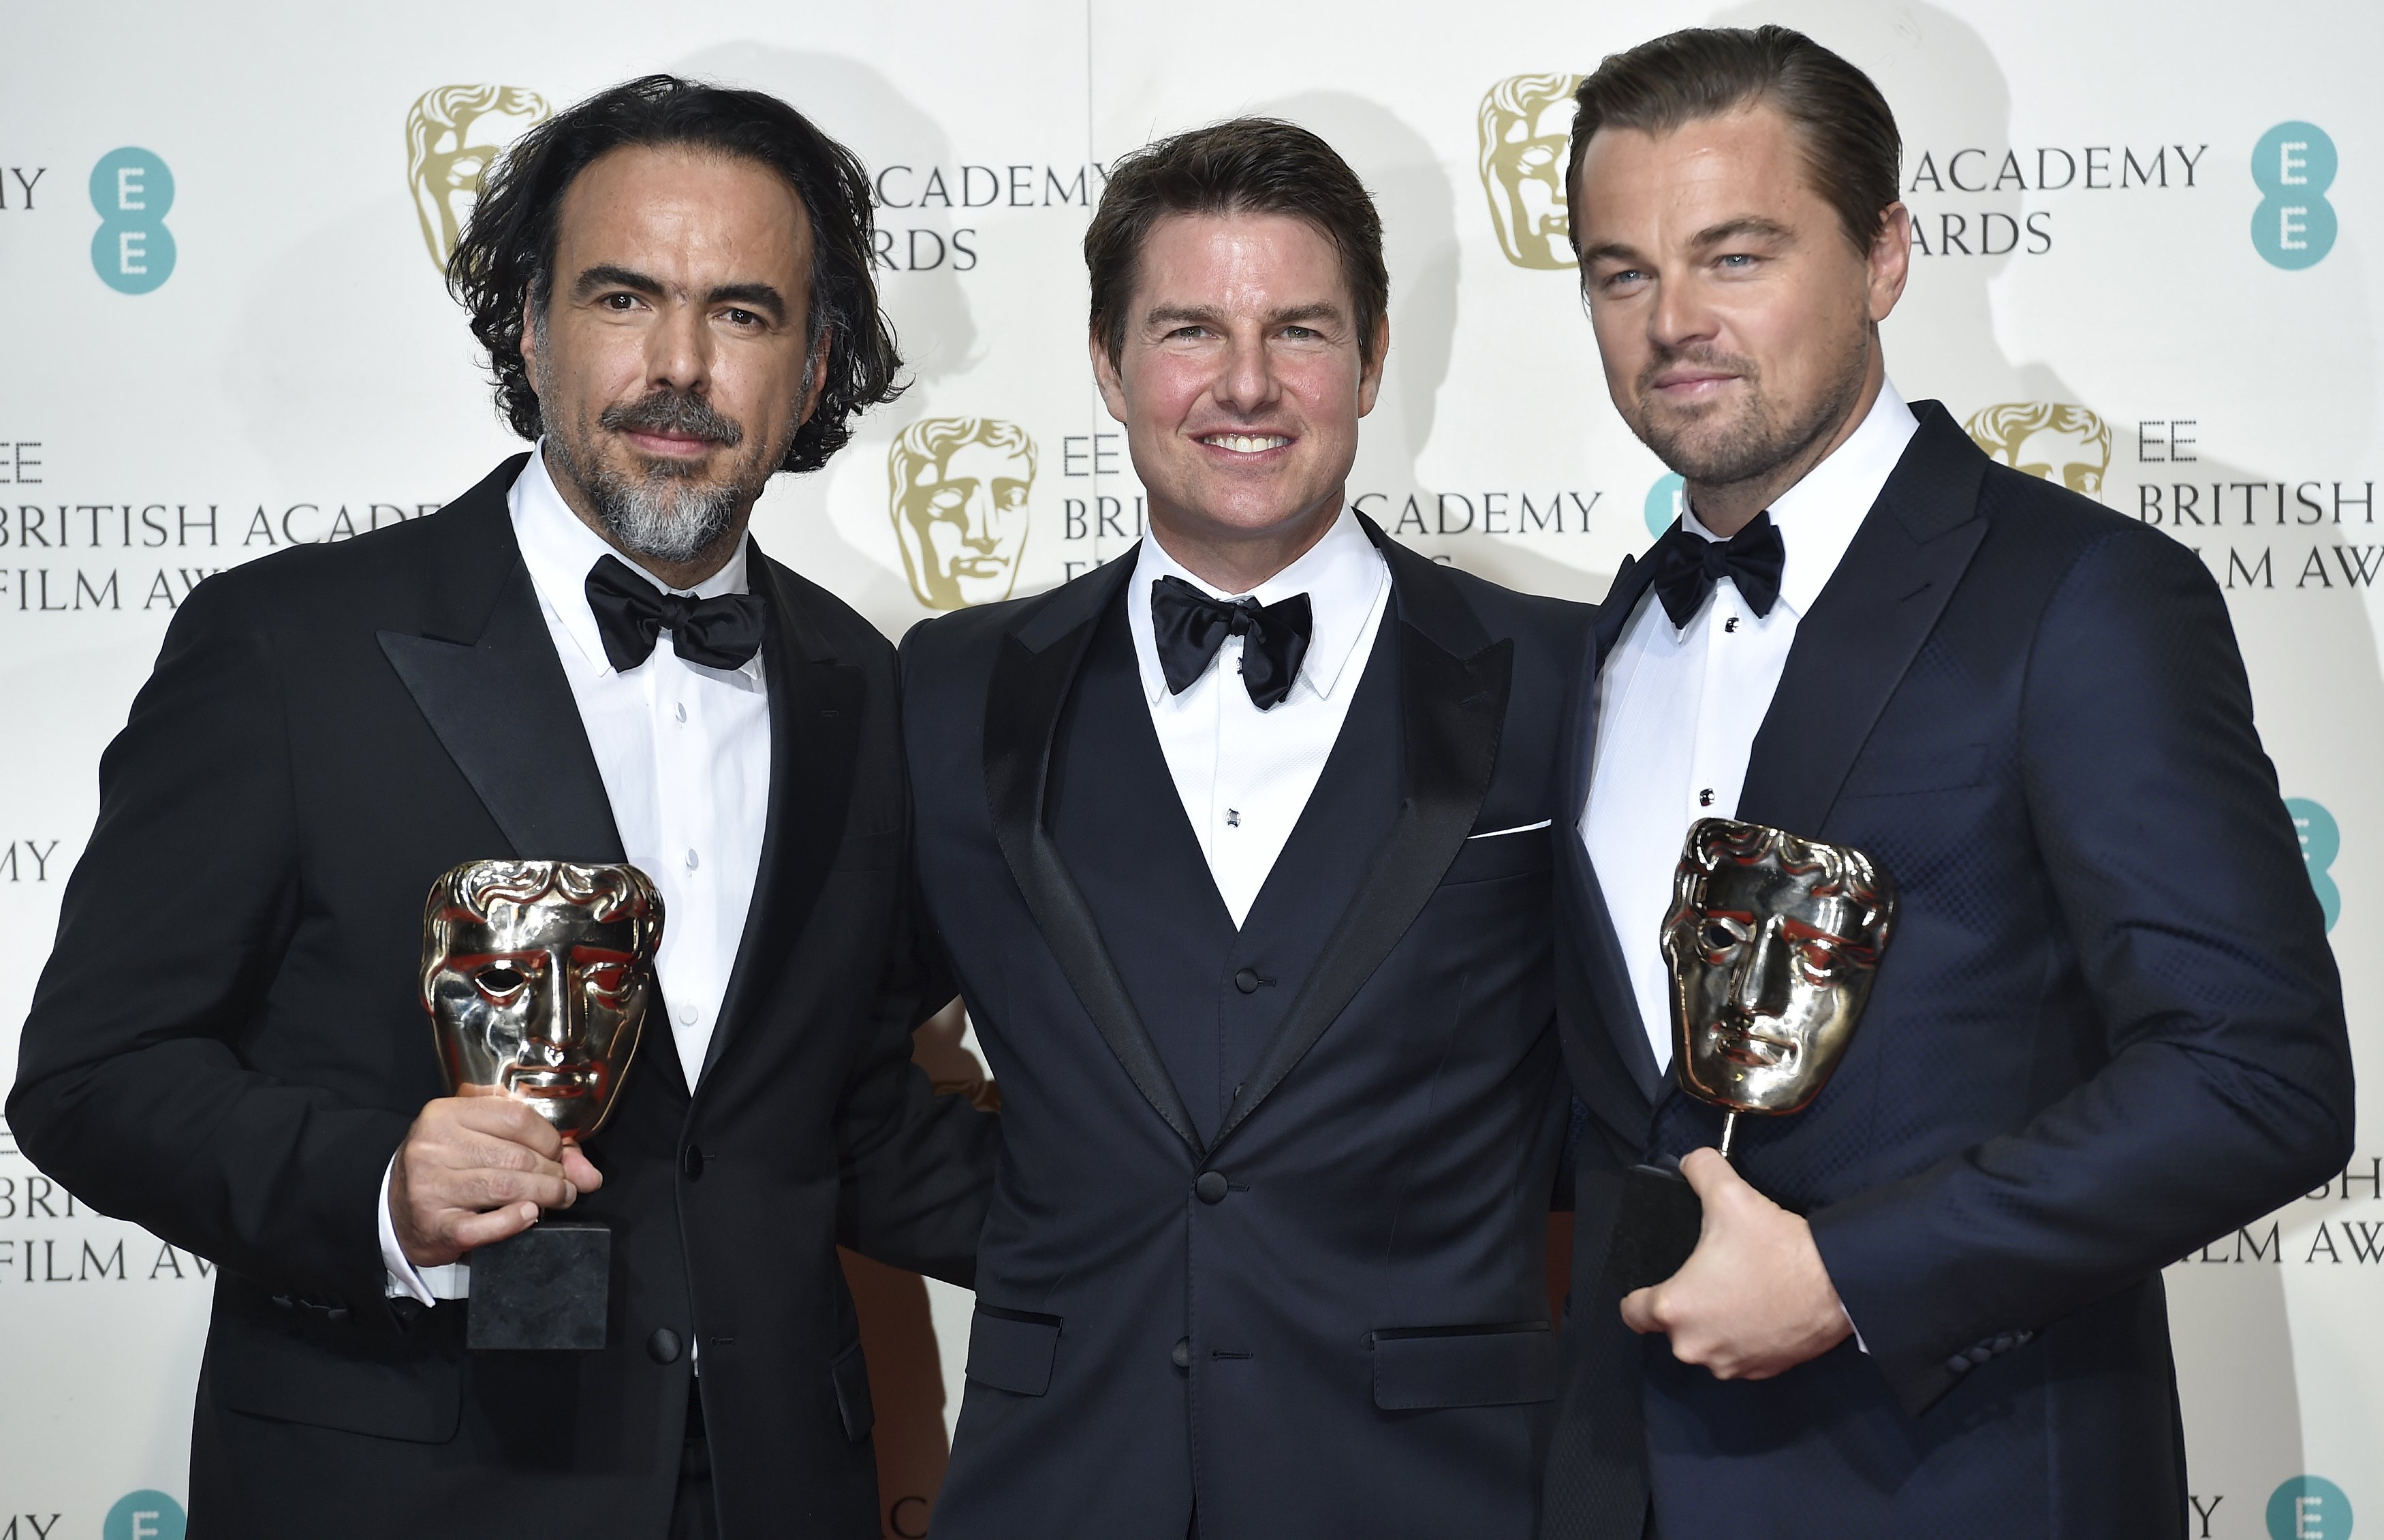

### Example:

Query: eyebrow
xmin=1578 ymin=217 xmax=1798 ymax=268
xmin=1144 ymin=301 xmax=1347 ymax=332
xmin=571 ymin=264 xmax=789 ymax=323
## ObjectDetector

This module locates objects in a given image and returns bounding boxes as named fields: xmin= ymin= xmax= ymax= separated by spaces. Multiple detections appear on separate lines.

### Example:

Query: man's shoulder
xmin=1383 ymin=541 xmax=1596 ymax=656
xmin=1972 ymin=461 xmax=2203 ymax=591
xmin=755 ymin=552 xmax=897 ymax=672
xmin=181 ymin=460 xmax=522 ymax=627
xmin=899 ymin=563 xmax=1117 ymax=678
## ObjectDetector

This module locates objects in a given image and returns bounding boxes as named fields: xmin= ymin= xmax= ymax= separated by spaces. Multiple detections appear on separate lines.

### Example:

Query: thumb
xmin=1619 ymin=1285 xmax=1664 ymax=1335
xmin=1677 ymin=1146 xmax=1742 ymax=1201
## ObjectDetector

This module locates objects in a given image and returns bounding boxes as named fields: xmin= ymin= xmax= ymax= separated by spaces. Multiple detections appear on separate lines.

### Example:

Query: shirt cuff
xmin=1843 ymin=1301 xmax=1868 ymax=1355
xmin=378 ymin=1154 xmax=439 ymax=1306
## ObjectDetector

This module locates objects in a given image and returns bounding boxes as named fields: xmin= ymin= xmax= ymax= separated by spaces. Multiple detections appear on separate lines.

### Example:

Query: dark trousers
xmin=670 ymin=1382 xmax=716 ymax=1540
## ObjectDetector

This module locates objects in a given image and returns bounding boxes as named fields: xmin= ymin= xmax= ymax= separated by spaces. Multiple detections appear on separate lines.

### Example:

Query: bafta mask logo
xmin=1478 ymin=73 xmax=1582 ymax=270
xmin=420 ymin=860 xmax=663 ymax=1139
xmin=1662 ymin=819 xmax=1897 ymax=1116
xmin=406 ymin=84 xmax=550 ymax=271
xmin=888 ymin=417 xmax=1036 ymax=610
xmin=1964 ymin=402 xmax=2113 ymax=498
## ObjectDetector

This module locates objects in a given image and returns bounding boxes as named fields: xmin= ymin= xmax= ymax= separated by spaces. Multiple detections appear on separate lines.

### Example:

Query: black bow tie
xmin=584 ymin=554 xmax=766 ymax=673
xmin=1649 ymin=512 xmax=1787 ymax=628
xmin=1149 ymin=575 xmax=1314 ymax=711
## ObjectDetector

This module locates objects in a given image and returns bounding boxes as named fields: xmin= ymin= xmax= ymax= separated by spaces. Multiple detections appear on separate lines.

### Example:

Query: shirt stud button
xmin=685 ymin=849 xmax=700 ymax=870
xmin=675 ymin=703 xmax=687 ymax=723
xmin=1698 ymin=789 xmax=1715 ymax=808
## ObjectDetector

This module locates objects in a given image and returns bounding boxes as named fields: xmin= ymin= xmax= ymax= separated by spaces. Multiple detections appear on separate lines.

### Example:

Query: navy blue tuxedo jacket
xmin=902 ymin=522 xmax=1591 ymax=1539
xmin=1542 ymin=405 xmax=2354 ymax=1539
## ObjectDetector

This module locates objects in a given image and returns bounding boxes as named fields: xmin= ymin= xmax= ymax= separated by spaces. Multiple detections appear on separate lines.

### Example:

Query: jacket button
xmin=1233 ymin=967 xmax=1261 ymax=994
xmin=1945 ymin=1354 xmax=1972 ymax=1374
xmin=1195 ymin=1171 xmax=1229 ymax=1204
xmin=648 ymin=1327 xmax=683 ymax=1364
xmin=682 ymin=1144 xmax=705 ymax=1181
xmin=1172 ymin=1336 xmax=1191 ymax=1370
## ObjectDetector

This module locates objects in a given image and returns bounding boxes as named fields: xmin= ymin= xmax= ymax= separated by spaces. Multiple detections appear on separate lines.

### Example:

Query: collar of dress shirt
xmin=507 ymin=440 xmax=757 ymax=679
xmin=1127 ymin=503 xmax=1390 ymax=706
xmin=1679 ymin=377 xmax=1919 ymax=620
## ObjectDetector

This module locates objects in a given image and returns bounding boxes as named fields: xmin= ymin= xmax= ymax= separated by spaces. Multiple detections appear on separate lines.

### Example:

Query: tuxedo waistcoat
xmin=1051 ymin=596 xmax=1402 ymax=1144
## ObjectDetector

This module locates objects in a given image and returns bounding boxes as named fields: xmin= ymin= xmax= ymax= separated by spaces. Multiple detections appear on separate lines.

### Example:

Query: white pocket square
xmin=1467 ymin=818 xmax=1554 ymax=840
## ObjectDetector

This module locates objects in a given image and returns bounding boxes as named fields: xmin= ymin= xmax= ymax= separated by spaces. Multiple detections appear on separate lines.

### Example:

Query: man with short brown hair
xmin=904 ymin=118 xmax=1590 ymax=1539
xmin=1542 ymin=26 xmax=2351 ymax=1539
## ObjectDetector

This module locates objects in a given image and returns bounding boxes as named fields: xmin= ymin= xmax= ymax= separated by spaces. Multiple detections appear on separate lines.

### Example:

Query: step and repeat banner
xmin=2 ymin=0 xmax=2378 ymax=1535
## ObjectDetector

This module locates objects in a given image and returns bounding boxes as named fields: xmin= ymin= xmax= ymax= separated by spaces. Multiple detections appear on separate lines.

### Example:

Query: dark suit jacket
xmin=8 ymin=455 xmax=997 ymax=1540
xmin=1543 ymin=404 xmax=2355 ymax=1539
xmin=901 ymin=522 xmax=1592 ymax=1539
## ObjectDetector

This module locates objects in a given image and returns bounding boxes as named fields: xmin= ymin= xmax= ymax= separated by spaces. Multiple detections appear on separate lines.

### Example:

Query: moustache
xmin=599 ymin=390 xmax=745 ymax=449
xmin=1637 ymin=345 xmax=1759 ymax=398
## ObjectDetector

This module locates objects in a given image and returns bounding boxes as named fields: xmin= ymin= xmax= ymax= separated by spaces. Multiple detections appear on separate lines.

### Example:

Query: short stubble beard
xmin=1631 ymin=324 xmax=1870 ymax=495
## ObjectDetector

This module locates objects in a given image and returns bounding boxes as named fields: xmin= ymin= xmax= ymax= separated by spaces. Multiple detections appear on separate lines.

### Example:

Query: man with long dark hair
xmin=1542 ymin=27 xmax=2351 ymax=1538
xmin=10 ymin=76 xmax=993 ymax=1539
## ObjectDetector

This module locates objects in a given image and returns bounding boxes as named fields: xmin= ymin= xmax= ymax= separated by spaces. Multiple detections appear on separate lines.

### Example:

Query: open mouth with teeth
xmin=1199 ymin=433 xmax=1293 ymax=455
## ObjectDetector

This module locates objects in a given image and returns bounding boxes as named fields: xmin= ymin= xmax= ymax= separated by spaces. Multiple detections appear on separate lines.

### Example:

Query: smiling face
xmin=520 ymin=145 xmax=828 ymax=574
xmin=1573 ymin=103 xmax=1907 ymax=514
xmin=420 ymin=861 xmax=663 ymax=1139
xmin=1661 ymin=819 xmax=1896 ymax=1116
xmin=1091 ymin=211 xmax=1385 ymax=582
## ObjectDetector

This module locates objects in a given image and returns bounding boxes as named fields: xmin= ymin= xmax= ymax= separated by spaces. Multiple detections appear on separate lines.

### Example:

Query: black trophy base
xmin=1604 ymin=1162 xmax=1705 ymax=1296
xmin=467 ymin=1219 xmax=610 ymax=1350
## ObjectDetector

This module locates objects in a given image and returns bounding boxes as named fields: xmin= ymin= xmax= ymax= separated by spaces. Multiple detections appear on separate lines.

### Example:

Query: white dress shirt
xmin=379 ymin=444 xmax=773 ymax=1304
xmin=1129 ymin=507 xmax=1392 ymax=928
xmin=1580 ymin=381 xmax=1918 ymax=1072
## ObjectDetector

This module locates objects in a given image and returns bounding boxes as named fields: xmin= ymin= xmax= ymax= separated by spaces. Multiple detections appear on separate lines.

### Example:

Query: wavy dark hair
xmin=448 ymin=74 xmax=902 ymax=474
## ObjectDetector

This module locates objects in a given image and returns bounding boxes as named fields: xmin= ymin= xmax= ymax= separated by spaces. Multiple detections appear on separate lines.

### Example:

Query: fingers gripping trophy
xmin=1607 ymin=819 xmax=1898 ymax=1294
xmin=420 ymin=859 xmax=663 ymax=1348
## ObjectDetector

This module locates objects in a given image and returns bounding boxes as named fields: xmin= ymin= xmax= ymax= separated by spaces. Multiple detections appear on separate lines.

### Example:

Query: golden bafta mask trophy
xmin=420 ymin=860 xmax=663 ymax=1348
xmin=1605 ymin=819 xmax=1898 ymax=1294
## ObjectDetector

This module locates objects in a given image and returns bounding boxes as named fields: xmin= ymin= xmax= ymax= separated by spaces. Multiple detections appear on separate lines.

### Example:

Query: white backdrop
xmin=2 ymin=3 xmax=2377 ymax=1537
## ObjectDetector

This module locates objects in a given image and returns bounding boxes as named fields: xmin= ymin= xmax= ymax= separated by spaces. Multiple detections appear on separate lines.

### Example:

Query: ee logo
xmin=2268 ymin=1475 xmax=2353 ymax=1540
xmin=2251 ymin=122 xmax=2336 ymax=270
xmin=2285 ymin=798 xmax=2341 ymax=932
xmin=104 ymin=1490 xmax=187 ymax=1540
xmin=1645 ymin=472 xmax=1686 ymax=539
xmin=89 ymin=147 xmax=176 ymax=294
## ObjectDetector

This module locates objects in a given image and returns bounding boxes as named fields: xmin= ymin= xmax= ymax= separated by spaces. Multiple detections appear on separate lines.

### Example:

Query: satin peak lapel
xmin=985 ymin=554 xmax=1202 ymax=1153
xmin=379 ymin=561 xmax=625 ymax=866
xmin=1738 ymin=403 xmax=1990 ymax=836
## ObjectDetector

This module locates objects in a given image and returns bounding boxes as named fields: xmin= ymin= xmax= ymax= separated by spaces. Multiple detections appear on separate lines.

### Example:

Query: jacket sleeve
xmin=7 ymin=572 xmax=409 ymax=1309
xmin=832 ymin=674 xmax=997 ymax=1289
xmin=1808 ymin=522 xmax=2355 ymax=1415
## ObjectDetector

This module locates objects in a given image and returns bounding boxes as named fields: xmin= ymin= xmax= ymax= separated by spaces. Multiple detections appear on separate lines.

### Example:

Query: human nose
xmin=1211 ymin=326 xmax=1279 ymax=416
xmin=646 ymin=297 xmax=712 ymax=397
xmin=1647 ymin=266 xmax=1719 ymax=356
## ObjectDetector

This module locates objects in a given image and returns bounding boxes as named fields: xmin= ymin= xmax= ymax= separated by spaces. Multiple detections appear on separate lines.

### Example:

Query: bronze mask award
xmin=1605 ymin=819 xmax=1898 ymax=1295
xmin=420 ymin=859 xmax=663 ymax=1349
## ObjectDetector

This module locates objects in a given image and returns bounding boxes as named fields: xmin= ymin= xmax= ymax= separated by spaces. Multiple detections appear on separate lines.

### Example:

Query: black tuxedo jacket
xmin=1541 ymin=405 xmax=2355 ymax=1538
xmin=9 ymin=456 xmax=996 ymax=1540
xmin=900 ymin=523 xmax=1592 ymax=1539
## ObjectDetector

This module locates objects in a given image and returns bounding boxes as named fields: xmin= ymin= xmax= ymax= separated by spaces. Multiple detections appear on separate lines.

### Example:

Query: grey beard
xmin=566 ymin=452 xmax=738 ymax=565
